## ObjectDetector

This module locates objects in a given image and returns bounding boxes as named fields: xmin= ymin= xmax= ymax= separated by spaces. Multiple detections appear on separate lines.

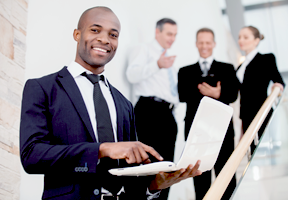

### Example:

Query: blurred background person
xmin=178 ymin=28 xmax=238 ymax=200
xmin=237 ymin=26 xmax=285 ymax=154
xmin=126 ymin=18 xmax=179 ymax=200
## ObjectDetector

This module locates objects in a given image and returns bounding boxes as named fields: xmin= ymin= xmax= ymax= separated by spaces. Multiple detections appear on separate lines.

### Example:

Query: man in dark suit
xmin=178 ymin=28 xmax=238 ymax=200
xmin=20 ymin=6 xmax=202 ymax=200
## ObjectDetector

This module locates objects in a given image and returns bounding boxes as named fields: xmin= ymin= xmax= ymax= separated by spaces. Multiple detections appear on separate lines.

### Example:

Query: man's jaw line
xmin=75 ymin=57 xmax=105 ymax=74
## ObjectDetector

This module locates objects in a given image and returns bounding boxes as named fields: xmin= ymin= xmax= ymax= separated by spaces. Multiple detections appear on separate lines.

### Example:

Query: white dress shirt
xmin=199 ymin=55 xmax=214 ymax=73
xmin=236 ymin=48 xmax=258 ymax=83
xmin=67 ymin=61 xmax=118 ymax=142
xmin=67 ymin=61 xmax=160 ymax=199
xmin=126 ymin=39 xmax=179 ymax=104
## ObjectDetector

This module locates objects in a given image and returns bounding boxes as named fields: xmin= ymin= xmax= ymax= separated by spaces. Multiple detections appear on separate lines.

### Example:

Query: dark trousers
xmin=242 ymin=109 xmax=273 ymax=154
xmin=134 ymin=96 xmax=178 ymax=200
xmin=192 ymin=122 xmax=237 ymax=200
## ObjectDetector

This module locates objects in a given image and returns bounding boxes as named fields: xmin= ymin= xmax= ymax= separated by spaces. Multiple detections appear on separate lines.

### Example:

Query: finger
xmin=135 ymin=142 xmax=150 ymax=162
xmin=188 ymin=160 xmax=201 ymax=177
xmin=200 ymin=82 xmax=208 ymax=88
xmin=143 ymin=158 xmax=151 ymax=164
xmin=125 ymin=149 xmax=136 ymax=164
xmin=141 ymin=143 xmax=163 ymax=161
xmin=273 ymin=83 xmax=283 ymax=91
xmin=133 ymin=145 xmax=144 ymax=163
xmin=217 ymin=81 xmax=221 ymax=87
xmin=173 ymin=168 xmax=186 ymax=178
xmin=195 ymin=170 xmax=202 ymax=176
xmin=159 ymin=171 xmax=166 ymax=180
xmin=179 ymin=164 xmax=194 ymax=178
xmin=167 ymin=55 xmax=176 ymax=60
xmin=202 ymin=82 xmax=212 ymax=88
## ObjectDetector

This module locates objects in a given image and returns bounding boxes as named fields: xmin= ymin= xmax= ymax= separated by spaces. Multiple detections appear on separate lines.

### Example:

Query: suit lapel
xmin=209 ymin=60 xmax=217 ymax=74
xmin=195 ymin=62 xmax=203 ymax=75
xmin=242 ymin=53 xmax=261 ymax=83
xmin=109 ymin=83 xmax=124 ymax=142
xmin=236 ymin=64 xmax=242 ymax=71
xmin=57 ymin=67 xmax=96 ymax=142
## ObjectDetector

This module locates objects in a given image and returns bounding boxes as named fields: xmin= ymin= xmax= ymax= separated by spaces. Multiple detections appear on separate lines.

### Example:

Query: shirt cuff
xmin=146 ymin=188 xmax=161 ymax=200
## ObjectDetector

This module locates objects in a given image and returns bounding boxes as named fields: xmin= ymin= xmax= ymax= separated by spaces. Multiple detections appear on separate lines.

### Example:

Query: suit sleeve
xmin=268 ymin=54 xmax=285 ymax=87
xmin=218 ymin=64 xmax=240 ymax=104
xmin=178 ymin=67 xmax=202 ymax=102
xmin=20 ymin=79 xmax=100 ymax=175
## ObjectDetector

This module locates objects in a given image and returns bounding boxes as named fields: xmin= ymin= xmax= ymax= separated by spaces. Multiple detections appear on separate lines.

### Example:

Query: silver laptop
xmin=109 ymin=96 xmax=233 ymax=176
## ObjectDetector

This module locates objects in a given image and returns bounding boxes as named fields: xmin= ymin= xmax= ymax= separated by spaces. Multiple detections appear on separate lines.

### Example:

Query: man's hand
xmin=157 ymin=50 xmax=176 ymax=69
xmin=149 ymin=160 xmax=202 ymax=191
xmin=198 ymin=81 xmax=221 ymax=99
xmin=98 ymin=141 xmax=163 ymax=164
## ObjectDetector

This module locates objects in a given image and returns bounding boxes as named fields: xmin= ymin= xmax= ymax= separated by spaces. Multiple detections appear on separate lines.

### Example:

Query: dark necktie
xmin=82 ymin=73 xmax=115 ymax=143
xmin=82 ymin=73 xmax=121 ymax=196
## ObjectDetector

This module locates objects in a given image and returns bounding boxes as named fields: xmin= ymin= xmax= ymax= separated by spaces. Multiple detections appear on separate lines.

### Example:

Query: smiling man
xmin=126 ymin=18 xmax=179 ymax=200
xmin=178 ymin=28 xmax=238 ymax=200
xmin=20 ymin=7 xmax=201 ymax=200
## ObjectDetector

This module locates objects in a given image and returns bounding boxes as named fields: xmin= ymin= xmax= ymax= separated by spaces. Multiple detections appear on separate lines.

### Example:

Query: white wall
xmin=21 ymin=0 xmax=237 ymax=199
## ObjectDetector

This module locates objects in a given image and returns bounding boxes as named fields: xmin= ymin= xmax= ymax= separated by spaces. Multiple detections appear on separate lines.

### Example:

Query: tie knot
xmin=203 ymin=61 xmax=207 ymax=65
xmin=82 ymin=73 xmax=104 ymax=85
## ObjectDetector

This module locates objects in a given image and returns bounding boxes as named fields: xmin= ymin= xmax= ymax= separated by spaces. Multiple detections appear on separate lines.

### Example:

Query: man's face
xmin=155 ymin=23 xmax=177 ymax=49
xmin=74 ymin=9 xmax=121 ymax=71
xmin=196 ymin=32 xmax=215 ymax=59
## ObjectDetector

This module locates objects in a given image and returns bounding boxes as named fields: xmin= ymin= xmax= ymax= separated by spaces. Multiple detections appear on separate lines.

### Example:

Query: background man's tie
xmin=163 ymin=50 xmax=177 ymax=97
xmin=202 ymin=60 xmax=208 ymax=77
xmin=168 ymin=67 xmax=177 ymax=96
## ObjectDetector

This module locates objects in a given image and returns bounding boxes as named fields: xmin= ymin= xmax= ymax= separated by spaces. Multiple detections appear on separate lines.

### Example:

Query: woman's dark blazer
xmin=237 ymin=53 xmax=285 ymax=129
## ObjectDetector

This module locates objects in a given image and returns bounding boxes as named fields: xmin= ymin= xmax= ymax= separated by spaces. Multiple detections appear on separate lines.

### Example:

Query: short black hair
xmin=156 ymin=18 xmax=177 ymax=31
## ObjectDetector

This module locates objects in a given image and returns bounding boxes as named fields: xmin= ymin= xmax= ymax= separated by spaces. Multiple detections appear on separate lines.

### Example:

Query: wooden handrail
xmin=203 ymin=86 xmax=282 ymax=200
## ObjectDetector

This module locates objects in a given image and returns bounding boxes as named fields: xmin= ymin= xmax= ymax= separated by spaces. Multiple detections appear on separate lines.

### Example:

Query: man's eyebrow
xmin=111 ymin=28 xmax=119 ymax=34
xmin=90 ymin=24 xmax=119 ymax=34
xmin=90 ymin=24 xmax=102 ymax=28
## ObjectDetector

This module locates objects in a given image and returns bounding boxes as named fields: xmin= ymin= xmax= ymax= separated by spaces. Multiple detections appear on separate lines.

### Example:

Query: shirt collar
xmin=67 ymin=61 xmax=109 ymax=87
xmin=152 ymin=39 xmax=166 ymax=52
xmin=245 ymin=48 xmax=258 ymax=62
xmin=199 ymin=55 xmax=214 ymax=66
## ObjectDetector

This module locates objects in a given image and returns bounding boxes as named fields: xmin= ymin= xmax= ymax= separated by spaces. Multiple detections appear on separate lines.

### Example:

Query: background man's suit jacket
xmin=178 ymin=60 xmax=239 ymax=139
xmin=237 ymin=53 xmax=285 ymax=127
xmin=20 ymin=67 xmax=149 ymax=200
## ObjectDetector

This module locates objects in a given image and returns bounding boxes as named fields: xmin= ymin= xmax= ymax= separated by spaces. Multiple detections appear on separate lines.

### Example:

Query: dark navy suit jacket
xmin=20 ymin=67 xmax=149 ymax=200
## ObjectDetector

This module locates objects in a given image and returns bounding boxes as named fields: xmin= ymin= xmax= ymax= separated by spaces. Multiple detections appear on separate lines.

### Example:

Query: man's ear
xmin=73 ymin=29 xmax=80 ymax=42
xmin=155 ymin=28 xmax=161 ymax=37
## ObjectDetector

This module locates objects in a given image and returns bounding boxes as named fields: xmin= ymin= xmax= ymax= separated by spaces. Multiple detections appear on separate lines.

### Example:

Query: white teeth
xmin=93 ymin=47 xmax=107 ymax=53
